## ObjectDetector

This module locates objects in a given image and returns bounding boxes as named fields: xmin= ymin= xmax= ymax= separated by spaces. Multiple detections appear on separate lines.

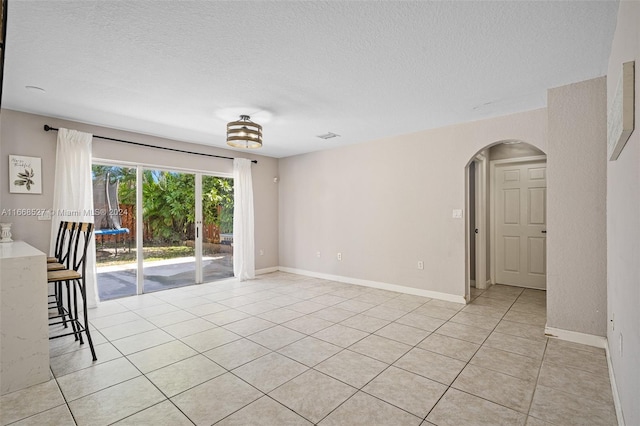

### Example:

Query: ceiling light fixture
xmin=226 ymin=115 xmax=262 ymax=149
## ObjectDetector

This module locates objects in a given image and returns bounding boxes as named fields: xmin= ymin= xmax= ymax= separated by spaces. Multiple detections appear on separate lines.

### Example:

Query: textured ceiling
xmin=3 ymin=1 xmax=618 ymax=158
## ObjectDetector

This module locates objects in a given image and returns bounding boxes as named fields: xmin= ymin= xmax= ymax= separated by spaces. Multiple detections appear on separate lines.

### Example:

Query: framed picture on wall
xmin=9 ymin=155 xmax=42 ymax=194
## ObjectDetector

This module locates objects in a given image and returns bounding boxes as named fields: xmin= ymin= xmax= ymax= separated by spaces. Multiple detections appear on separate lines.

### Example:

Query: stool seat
xmin=47 ymin=262 xmax=66 ymax=271
xmin=47 ymin=257 xmax=58 ymax=263
xmin=48 ymin=269 xmax=81 ymax=282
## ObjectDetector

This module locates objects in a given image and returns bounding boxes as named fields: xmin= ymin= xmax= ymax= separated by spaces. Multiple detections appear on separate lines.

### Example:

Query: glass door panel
xmin=201 ymin=175 xmax=234 ymax=282
xmin=92 ymin=165 xmax=137 ymax=301
xmin=142 ymin=169 xmax=196 ymax=292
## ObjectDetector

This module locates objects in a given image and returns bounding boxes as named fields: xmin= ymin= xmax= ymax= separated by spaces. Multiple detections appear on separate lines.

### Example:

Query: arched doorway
xmin=465 ymin=140 xmax=547 ymax=302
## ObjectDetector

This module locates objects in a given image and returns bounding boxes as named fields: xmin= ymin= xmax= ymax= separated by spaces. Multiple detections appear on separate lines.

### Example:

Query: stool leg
xmin=79 ymin=277 xmax=97 ymax=361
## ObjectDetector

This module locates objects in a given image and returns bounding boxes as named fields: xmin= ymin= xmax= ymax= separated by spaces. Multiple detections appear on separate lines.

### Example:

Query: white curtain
xmin=49 ymin=128 xmax=99 ymax=307
xmin=233 ymin=158 xmax=255 ymax=281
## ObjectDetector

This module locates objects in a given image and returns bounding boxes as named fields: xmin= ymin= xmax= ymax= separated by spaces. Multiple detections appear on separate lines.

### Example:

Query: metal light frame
xmin=226 ymin=115 xmax=263 ymax=149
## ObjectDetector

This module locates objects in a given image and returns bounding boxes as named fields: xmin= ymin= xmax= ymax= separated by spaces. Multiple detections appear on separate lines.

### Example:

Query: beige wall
xmin=279 ymin=108 xmax=547 ymax=298
xmin=0 ymin=110 xmax=279 ymax=271
xmin=606 ymin=1 xmax=640 ymax=424
xmin=547 ymin=77 xmax=607 ymax=337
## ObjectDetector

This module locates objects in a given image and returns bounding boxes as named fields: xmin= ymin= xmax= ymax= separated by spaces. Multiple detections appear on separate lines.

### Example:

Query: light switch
xmin=452 ymin=209 xmax=463 ymax=219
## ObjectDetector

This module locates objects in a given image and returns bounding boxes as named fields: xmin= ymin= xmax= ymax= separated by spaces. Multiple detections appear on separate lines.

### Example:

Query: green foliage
xmin=92 ymin=166 xmax=233 ymax=244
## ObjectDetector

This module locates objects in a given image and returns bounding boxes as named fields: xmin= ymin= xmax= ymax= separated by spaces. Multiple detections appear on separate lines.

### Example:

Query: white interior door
xmin=495 ymin=160 xmax=547 ymax=289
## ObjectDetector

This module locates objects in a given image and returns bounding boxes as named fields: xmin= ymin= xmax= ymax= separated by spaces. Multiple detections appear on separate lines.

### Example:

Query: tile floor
xmin=1 ymin=272 xmax=618 ymax=425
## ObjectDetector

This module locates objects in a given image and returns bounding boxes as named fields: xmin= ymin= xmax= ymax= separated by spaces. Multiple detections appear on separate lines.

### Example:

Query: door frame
xmin=465 ymin=152 xmax=488 ymax=302
xmin=489 ymin=155 xmax=547 ymax=286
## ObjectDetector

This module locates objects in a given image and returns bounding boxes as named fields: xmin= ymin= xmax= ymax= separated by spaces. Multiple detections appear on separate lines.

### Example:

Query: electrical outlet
xmin=259 ymin=249 xmax=264 ymax=256
xmin=337 ymin=252 xmax=342 ymax=261
xmin=417 ymin=261 xmax=424 ymax=270
xmin=316 ymin=251 xmax=321 ymax=258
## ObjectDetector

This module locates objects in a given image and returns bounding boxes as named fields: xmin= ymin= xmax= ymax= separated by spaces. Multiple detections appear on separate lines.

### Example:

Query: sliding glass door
xmin=142 ymin=169 xmax=196 ymax=293
xmin=93 ymin=162 xmax=234 ymax=301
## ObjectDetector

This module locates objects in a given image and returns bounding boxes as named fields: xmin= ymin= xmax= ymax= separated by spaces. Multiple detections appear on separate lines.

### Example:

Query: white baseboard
xmin=278 ymin=266 xmax=466 ymax=304
xmin=544 ymin=326 xmax=607 ymax=348
xmin=604 ymin=343 xmax=625 ymax=426
xmin=256 ymin=266 xmax=279 ymax=275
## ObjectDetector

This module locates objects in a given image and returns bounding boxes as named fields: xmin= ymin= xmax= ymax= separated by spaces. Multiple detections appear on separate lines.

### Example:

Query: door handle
xmin=541 ymin=230 xmax=547 ymax=234
xmin=474 ymin=229 xmax=479 ymax=234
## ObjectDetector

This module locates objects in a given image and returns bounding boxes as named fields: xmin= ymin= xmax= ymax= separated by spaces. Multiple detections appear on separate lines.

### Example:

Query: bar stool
xmin=48 ymin=221 xmax=74 ymax=325
xmin=48 ymin=221 xmax=97 ymax=361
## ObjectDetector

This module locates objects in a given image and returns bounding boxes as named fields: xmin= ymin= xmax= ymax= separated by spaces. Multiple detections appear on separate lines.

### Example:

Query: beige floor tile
xmin=484 ymin=331 xmax=547 ymax=360
xmin=146 ymin=354 xmax=225 ymax=397
xmin=9 ymin=404 xmax=72 ymax=426
xmin=348 ymin=334 xmax=412 ymax=364
xmin=537 ymin=361 xmax=613 ymax=404
xmin=546 ymin=337 xmax=606 ymax=355
xmin=395 ymin=312 xmax=446 ymax=331
xmin=425 ymin=299 xmax=465 ymax=311
xmin=87 ymin=301 xmax=130 ymax=319
xmin=311 ymin=306 xmax=358 ymax=322
xmin=56 ymin=357 xmax=141 ymax=401
xmin=494 ymin=320 xmax=547 ymax=341
xmin=162 ymin=317 xmax=217 ymax=338
xmin=435 ymin=321 xmax=492 ymax=345
xmin=460 ymin=304 xmax=506 ymax=319
xmin=184 ymin=301 xmax=228 ymax=316
xmin=233 ymin=352 xmax=308 ymax=392
xmin=352 ymin=292 xmax=393 ymax=305
xmin=217 ymin=295 xmax=256 ymax=308
xmin=131 ymin=303 xmax=181 ymax=319
xmin=202 ymin=308 xmax=251 ymax=325
xmin=68 ymin=376 xmax=165 ymax=426
xmin=543 ymin=341 xmax=609 ymax=377
xmin=312 ymin=324 xmax=369 ymax=347
xmin=89 ymin=311 xmax=141 ymax=330
xmin=127 ymin=340 xmax=198 ymax=373
xmin=470 ymin=346 xmax=541 ymax=381
xmin=469 ymin=296 xmax=513 ymax=311
xmin=375 ymin=322 xmax=430 ymax=346
xmin=525 ymin=416 xmax=555 ymax=425
xmin=217 ymin=396 xmax=312 ymax=425
xmin=266 ymin=295 xmax=304 ymax=308
xmin=99 ymin=318 xmax=157 ymax=341
xmin=113 ymin=400 xmax=193 ymax=425
xmin=222 ymin=316 xmax=276 ymax=336
xmin=146 ymin=310 xmax=197 ymax=328
xmin=50 ymin=342 xmax=123 ymax=377
xmin=181 ymin=326 xmax=242 ymax=352
xmin=170 ymin=296 xmax=216 ymax=309
xmin=237 ymin=301 xmax=280 ymax=315
xmin=116 ymin=294 xmax=164 ymax=310
xmin=278 ymin=336 xmax=342 ymax=367
xmin=287 ymin=300 xmax=327 ymax=314
xmin=0 ymin=380 xmax=65 ymax=425
xmin=449 ymin=311 xmax=501 ymax=331
xmin=509 ymin=301 xmax=546 ymax=316
xmin=315 ymin=350 xmax=387 ymax=388
xmin=380 ymin=297 xmax=424 ymax=311
xmin=49 ymin=331 xmax=108 ymax=358
xmin=258 ymin=307 xmax=305 ymax=324
xmin=171 ymin=373 xmax=262 ymax=425
xmin=363 ymin=366 xmax=447 ymax=417
xmin=502 ymin=309 xmax=546 ymax=326
xmin=283 ymin=315 xmax=334 ymax=335
xmin=529 ymin=385 xmax=617 ymax=425
xmin=362 ymin=305 xmax=406 ymax=321
xmin=334 ymin=299 xmax=376 ymax=313
xmin=394 ymin=347 xmax=466 ymax=385
xmin=309 ymin=294 xmax=348 ymax=306
xmin=452 ymin=364 xmax=535 ymax=413
xmin=320 ymin=391 xmax=421 ymax=425
xmin=111 ymin=328 xmax=175 ymax=355
xmin=340 ymin=314 xmax=390 ymax=333
xmin=269 ymin=370 xmax=357 ymax=424
xmin=427 ymin=388 xmax=527 ymax=426
xmin=247 ymin=325 xmax=306 ymax=350
xmin=413 ymin=304 xmax=459 ymax=320
xmin=203 ymin=338 xmax=271 ymax=370
xmin=418 ymin=333 xmax=480 ymax=362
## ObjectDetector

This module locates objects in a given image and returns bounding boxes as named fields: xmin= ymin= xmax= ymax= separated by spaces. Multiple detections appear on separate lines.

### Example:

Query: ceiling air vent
xmin=317 ymin=132 xmax=340 ymax=140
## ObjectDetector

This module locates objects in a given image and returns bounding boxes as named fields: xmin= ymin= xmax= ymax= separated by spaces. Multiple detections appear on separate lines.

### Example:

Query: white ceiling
xmin=3 ymin=1 xmax=618 ymax=158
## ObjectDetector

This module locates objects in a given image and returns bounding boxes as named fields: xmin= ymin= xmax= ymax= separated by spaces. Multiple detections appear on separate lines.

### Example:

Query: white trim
xmin=278 ymin=267 xmax=466 ymax=304
xmin=544 ymin=326 xmax=607 ymax=348
xmin=256 ymin=266 xmax=279 ymax=275
xmin=605 ymin=342 xmax=626 ymax=426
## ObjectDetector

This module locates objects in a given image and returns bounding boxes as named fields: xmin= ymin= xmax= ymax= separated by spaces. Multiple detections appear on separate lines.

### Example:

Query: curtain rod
xmin=43 ymin=125 xmax=258 ymax=164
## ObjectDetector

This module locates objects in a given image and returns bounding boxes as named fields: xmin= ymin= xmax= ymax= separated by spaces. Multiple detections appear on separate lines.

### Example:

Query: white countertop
xmin=0 ymin=241 xmax=45 ymax=260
